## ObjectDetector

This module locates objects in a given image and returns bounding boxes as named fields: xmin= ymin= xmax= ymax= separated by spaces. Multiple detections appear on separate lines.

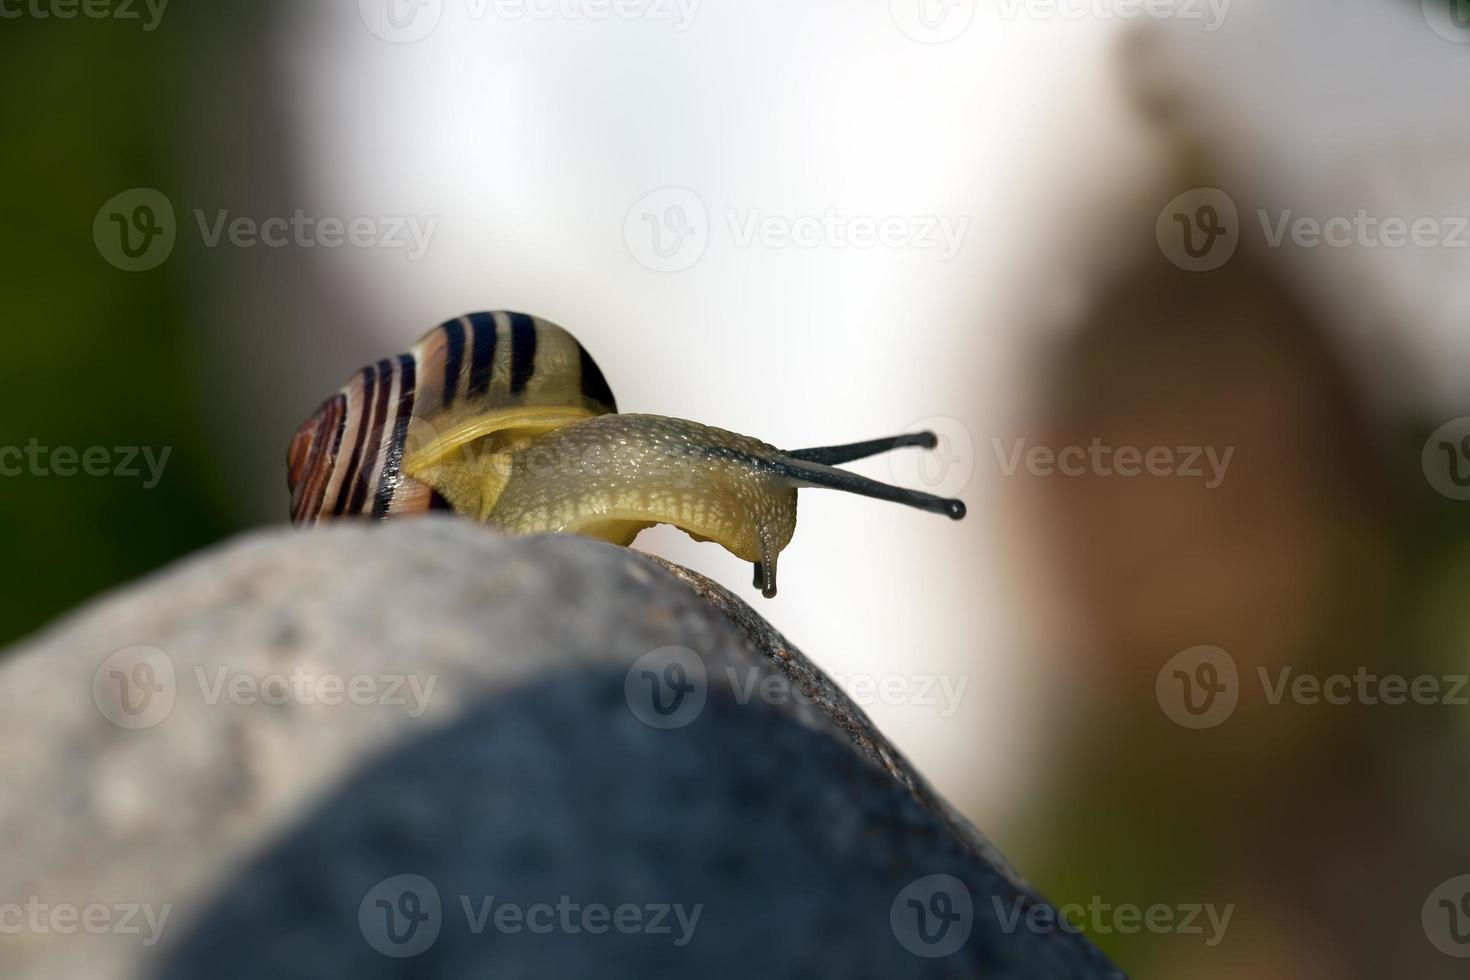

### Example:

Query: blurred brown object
xmin=1000 ymin=17 xmax=1470 ymax=976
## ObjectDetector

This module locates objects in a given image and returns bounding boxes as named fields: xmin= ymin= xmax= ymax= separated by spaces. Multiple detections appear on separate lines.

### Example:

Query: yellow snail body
xmin=287 ymin=312 xmax=964 ymax=597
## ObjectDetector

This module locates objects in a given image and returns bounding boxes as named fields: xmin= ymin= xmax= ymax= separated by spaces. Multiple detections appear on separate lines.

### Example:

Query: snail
xmin=287 ymin=312 xmax=964 ymax=597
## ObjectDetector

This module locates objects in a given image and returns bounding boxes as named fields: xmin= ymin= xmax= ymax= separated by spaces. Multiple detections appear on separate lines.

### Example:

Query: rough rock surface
xmin=0 ymin=518 xmax=1123 ymax=979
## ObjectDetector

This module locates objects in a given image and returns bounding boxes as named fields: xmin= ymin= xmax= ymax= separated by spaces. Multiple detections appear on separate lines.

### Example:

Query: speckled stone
xmin=0 ymin=518 xmax=1123 ymax=980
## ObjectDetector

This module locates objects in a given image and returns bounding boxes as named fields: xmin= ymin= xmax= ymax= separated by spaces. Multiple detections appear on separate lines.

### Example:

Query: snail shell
xmin=288 ymin=312 xmax=615 ymax=526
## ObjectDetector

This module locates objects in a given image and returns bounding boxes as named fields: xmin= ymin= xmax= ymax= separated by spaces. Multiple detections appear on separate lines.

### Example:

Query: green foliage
xmin=0 ymin=11 xmax=242 ymax=645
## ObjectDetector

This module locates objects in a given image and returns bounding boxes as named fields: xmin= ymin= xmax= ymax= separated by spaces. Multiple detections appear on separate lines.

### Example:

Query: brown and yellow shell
xmin=287 ymin=311 xmax=617 ymax=526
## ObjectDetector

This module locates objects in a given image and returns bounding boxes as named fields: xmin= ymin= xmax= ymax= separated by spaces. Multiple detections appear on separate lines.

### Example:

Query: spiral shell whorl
xmin=287 ymin=312 xmax=618 ymax=526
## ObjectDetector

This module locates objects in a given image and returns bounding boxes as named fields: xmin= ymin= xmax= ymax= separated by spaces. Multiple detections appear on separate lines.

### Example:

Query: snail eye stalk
xmin=785 ymin=430 xmax=937 ymax=466
xmin=771 ymin=446 xmax=966 ymax=521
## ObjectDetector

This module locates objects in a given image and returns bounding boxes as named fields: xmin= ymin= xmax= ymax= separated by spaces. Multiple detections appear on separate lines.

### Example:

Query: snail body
xmin=288 ymin=312 xmax=963 ymax=597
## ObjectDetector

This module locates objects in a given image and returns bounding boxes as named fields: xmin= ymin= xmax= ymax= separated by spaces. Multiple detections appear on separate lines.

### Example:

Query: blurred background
xmin=4 ymin=0 xmax=1470 ymax=974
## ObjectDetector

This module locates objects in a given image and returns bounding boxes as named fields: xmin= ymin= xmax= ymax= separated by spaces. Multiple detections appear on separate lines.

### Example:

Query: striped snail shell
xmin=288 ymin=311 xmax=963 ymax=598
xmin=288 ymin=311 xmax=614 ymax=525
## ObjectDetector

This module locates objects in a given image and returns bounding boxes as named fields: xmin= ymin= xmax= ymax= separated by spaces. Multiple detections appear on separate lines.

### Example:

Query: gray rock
xmin=0 ymin=518 xmax=1123 ymax=979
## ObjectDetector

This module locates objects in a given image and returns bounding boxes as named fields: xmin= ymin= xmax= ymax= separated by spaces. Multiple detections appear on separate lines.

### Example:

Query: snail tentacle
xmin=785 ymin=431 xmax=937 ymax=466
